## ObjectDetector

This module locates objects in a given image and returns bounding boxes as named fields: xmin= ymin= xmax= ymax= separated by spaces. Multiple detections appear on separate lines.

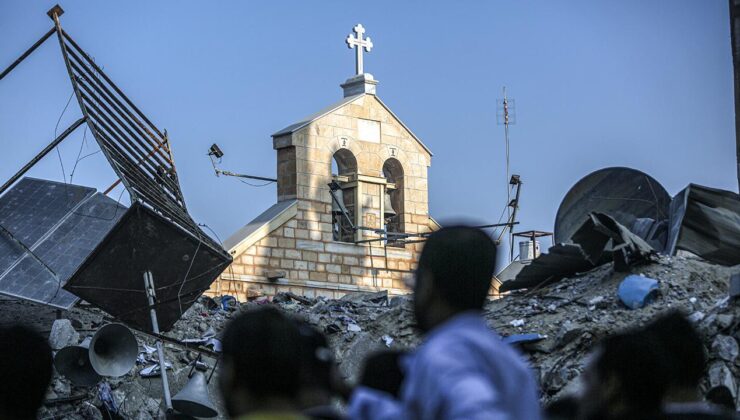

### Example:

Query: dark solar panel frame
xmin=53 ymin=25 xmax=223 ymax=255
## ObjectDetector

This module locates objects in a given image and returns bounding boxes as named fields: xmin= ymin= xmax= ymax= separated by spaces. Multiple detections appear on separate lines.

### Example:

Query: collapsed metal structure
xmin=0 ymin=5 xmax=231 ymax=332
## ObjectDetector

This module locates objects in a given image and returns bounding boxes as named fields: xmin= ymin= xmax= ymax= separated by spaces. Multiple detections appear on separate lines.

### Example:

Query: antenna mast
xmin=497 ymin=87 xmax=519 ymax=262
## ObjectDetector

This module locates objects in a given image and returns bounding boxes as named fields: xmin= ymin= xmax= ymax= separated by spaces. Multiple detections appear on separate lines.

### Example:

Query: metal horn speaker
xmin=172 ymin=371 xmax=218 ymax=418
xmin=54 ymin=337 xmax=101 ymax=386
xmin=89 ymin=323 xmax=138 ymax=377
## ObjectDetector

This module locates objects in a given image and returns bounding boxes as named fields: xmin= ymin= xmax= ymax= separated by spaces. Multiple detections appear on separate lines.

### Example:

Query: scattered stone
xmin=716 ymin=314 xmax=734 ymax=330
xmin=49 ymin=319 xmax=79 ymax=350
xmin=112 ymin=382 xmax=161 ymax=419
xmin=708 ymin=362 xmax=737 ymax=399
xmin=711 ymin=335 xmax=739 ymax=363
xmin=688 ymin=311 xmax=705 ymax=323
xmin=555 ymin=321 xmax=583 ymax=349
xmin=52 ymin=378 xmax=70 ymax=396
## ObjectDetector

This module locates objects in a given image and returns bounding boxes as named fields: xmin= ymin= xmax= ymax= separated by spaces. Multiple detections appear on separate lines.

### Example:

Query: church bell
xmin=384 ymin=191 xmax=396 ymax=219
xmin=172 ymin=370 xmax=219 ymax=418
xmin=331 ymin=188 xmax=349 ymax=215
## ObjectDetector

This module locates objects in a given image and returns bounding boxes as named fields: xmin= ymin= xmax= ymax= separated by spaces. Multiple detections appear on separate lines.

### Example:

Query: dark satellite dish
xmin=554 ymin=167 xmax=671 ymax=244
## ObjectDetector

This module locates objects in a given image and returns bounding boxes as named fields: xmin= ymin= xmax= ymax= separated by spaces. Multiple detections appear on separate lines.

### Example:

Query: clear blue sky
xmin=0 ymin=1 xmax=735 ymax=259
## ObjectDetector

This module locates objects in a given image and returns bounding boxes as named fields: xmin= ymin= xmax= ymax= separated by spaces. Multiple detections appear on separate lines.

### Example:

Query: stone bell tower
xmin=213 ymin=24 xmax=436 ymax=300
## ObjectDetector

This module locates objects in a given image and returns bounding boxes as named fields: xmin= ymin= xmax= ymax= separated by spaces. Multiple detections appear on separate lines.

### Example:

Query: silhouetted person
xmin=545 ymin=396 xmax=579 ymax=420
xmin=294 ymin=320 xmax=344 ymax=420
xmin=219 ymin=306 xmax=309 ymax=420
xmin=642 ymin=311 xmax=737 ymax=419
xmin=578 ymin=331 xmax=668 ymax=420
xmin=357 ymin=350 xmax=406 ymax=399
xmin=349 ymin=225 xmax=542 ymax=419
xmin=0 ymin=324 xmax=53 ymax=420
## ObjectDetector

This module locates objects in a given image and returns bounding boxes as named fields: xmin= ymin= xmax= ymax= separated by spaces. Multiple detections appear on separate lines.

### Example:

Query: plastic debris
xmin=139 ymin=362 xmax=173 ymax=378
xmin=381 ymin=335 xmax=394 ymax=347
xmin=510 ymin=319 xmax=525 ymax=327
xmin=618 ymin=274 xmax=659 ymax=309
xmin=97 ymin=382 xmax=118 ymax=415
xmin=688 ymin=311 xmax=706 ymax=323
xmin=502 ymin=333 xmax=546 ymax=345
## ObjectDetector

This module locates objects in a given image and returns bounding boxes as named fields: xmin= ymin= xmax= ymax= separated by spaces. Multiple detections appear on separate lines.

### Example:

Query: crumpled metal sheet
xmin=499 ymin=243 xmax=593 ymax=293
xmin=666 ymin=184 xmax=740 ymax=266
xmin=572 ymin=212 xmax=654 ymax=270
xmin=501 ymin=212 xmax=654 ymax=292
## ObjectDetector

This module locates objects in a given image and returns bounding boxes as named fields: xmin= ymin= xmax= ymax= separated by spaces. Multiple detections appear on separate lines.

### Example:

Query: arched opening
xmin=331 ymin=149 xmax=357 ymax=242
xmin=383 ymin=158 xmax=404 ymax=247
xmin=331 ymin=148 xmax=357 ymax=176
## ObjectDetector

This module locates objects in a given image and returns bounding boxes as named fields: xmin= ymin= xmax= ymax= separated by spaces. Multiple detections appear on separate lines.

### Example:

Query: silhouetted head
xmin=294 ymin=318 xmax=337 ymax=409
xmin=579 ymin=331 xmax=668 ymax=420
xmin=0 ymin=324 xmax=53 ymax=420
xmin=641 ymin=310 xmax=705 ymax=402
xmin=219 ymin=306 xmax=304 ymax=417
xmin=414 ymin=226 xmax=497 ymax=332
xmin=358 ymin=349 xmax=407 ymax=398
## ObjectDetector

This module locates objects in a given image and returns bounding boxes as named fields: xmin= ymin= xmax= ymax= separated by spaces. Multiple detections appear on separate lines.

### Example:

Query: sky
xmin=0 ymin=1 xmax=736 ymax=262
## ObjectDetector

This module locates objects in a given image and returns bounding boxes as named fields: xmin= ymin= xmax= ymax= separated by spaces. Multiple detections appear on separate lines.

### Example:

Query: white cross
xmin=346 ymin=24 xmax=373 ymax=75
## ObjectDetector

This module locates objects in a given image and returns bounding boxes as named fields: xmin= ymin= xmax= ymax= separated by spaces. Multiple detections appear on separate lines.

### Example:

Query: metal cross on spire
xmin=346 ymin=23 xmax=373 ymax=75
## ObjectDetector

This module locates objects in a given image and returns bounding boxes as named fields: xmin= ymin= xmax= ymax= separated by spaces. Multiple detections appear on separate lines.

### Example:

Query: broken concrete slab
xmin=49 ymin=319 xmax=80 ymax=350
xmin=708 ymin=362 xmax=737 ymax=399
xmin=711 ymin=335 xmax=739 ymax=363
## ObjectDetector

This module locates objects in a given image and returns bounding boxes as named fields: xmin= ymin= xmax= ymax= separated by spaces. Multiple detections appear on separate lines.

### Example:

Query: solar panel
xmin=0 ymin=178 xmax=126 ymax=308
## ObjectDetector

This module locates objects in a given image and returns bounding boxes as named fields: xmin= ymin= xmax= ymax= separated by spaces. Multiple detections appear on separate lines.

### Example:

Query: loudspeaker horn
xmin=89 ymin=323 xmax=138 ymax=377
xmin=172 ymin=371 xmax=218 ymax=418
xmin=54 ymin=337 xmax=101 ymax=387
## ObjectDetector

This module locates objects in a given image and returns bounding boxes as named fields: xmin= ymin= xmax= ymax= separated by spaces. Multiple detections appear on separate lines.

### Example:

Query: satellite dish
xmin=554 ymin=167 xmax=670 ymax=244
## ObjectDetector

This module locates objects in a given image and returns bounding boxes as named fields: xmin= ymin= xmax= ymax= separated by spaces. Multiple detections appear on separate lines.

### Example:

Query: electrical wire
xmin=54 ymin=91 xmax=75 ymax=186
xmin=238 ymin=178 xmax=274 ymax=187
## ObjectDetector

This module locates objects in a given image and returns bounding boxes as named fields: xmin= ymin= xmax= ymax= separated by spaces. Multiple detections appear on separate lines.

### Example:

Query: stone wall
xmin=212 ymin=201 xmax=427 ymax=300
xmin=209 ymin=93 xmax=434 ymax=300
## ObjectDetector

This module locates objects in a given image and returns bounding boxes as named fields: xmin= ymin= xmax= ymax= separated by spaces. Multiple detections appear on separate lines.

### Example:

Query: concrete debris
xmin=708 ymin=362 xmax=737 ymax=399
xmin=4 ymin=251 xmax=736 ymax=418
xmin=49 ymin=319 xmax=80 ymax=350
xmin=711 ymin=335 xmax=739 ymax=363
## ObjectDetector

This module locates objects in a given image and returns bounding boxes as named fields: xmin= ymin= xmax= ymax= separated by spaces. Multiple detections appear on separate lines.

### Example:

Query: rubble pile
xmin=12 ymin=252 xmax=738 ymax=418
xmin=486 ymin=254 xmax=739 ymax=403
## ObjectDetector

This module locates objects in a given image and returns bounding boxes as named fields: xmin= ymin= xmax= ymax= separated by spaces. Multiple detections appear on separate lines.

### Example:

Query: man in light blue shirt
xmin=349 ymin=226 xmax=542 ymax=420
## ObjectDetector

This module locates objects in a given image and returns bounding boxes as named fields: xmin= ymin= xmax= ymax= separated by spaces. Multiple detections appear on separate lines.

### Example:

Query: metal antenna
xmin=497 ymin=87 xmax=517 ymax=261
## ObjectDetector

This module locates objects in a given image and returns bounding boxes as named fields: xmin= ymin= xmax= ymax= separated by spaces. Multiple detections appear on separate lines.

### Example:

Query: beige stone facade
xmin=208 ymin=91 xmax=437 ymax=300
